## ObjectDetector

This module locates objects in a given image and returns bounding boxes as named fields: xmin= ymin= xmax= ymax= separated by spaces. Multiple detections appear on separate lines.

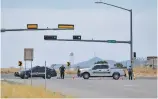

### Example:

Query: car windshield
xmin=29 ymin=66 xmax=37 ymax=70
xmin=20 ymin=68 xmax=29 ymax=71
xmin=91 ymin=64 xmax=109 ymax=68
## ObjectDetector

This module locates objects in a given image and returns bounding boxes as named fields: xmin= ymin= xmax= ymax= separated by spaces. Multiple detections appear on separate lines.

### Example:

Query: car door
xmin=100 ymin=65 xmax=111 ymax=76
xmin=31 ymin=66 xmax=39 ymax=77
xmin=38 ymin=67 xmax=45 ymax=77
xmin=91 ymin=65 xmax=103 ymax=76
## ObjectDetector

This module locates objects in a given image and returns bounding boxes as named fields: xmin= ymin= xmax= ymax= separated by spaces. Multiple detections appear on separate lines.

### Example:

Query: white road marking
xmin=123 ymin=87 xmax=153 ymax=95
xmin=124 ymin=85 xmax=135 ymax=87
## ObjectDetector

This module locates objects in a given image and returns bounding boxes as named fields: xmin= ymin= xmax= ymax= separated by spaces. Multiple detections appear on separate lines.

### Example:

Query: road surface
xmin=1 ymin=73 xmax=157 ymax=98
xmin=1 ymin=73 xmax=157 ymax=80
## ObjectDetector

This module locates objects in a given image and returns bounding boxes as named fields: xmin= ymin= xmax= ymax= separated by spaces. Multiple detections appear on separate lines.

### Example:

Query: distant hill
xmin=119 ymin=59 xmax=148 ymax=67
xmin=73 ymin=57 xmax=102 ymax=68
xmin=50 ymin=57 xmax=148 ymax=69
xmin=73 ymin=57 xmax=117 ymax=68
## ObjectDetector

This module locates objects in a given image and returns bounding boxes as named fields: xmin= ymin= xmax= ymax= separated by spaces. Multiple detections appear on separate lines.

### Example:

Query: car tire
xmin=83 ymin=73 xmax=90 ymax=79
xmin=46 ymin=74 xmax=51 ymax=79
xmin=14 ymin=72 xmax=17 ymax=76
xmin=24 ymin=74 xmax=29 ymax=79
xmin=113 ymin=73 xmax=120 ymax=80
xmin=20 ymin=77 xmax=24 ymax=79
xmin=21 ymin=74 xmax=28 ymax=79
xmin=43 ymin=74 xmax=51 ymax=79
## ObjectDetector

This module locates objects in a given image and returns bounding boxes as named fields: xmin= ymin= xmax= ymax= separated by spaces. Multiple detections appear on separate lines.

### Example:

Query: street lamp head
xmin=95 ymin=1 xmax=104 ymax=4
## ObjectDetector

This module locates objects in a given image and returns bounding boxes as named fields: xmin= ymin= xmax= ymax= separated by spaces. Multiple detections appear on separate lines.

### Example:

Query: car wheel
xmin=23 ymin=74 xmax=28 ymax=79
xmin=14 ymin=72 xmax=17 ymax=76
xmin=83 ymin=73 xmax=90 ymax=79
xmin=113 ymin=73 xmax=120 ymax=80
xmin=20 ymin=77 xmax=24 ymax=79
xmin=46 ymin=74 xmax=51 ymax=79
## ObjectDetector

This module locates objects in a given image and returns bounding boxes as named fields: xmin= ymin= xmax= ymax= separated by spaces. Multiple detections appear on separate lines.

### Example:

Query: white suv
xmin=79 ymin=64 xmax=126 ymax=80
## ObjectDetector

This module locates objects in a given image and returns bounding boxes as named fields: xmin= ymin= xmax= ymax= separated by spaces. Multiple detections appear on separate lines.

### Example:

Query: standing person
xmin=59 ymin=65 xmax=65 ymax=79
xmin=77 ymin=67 xmax=81 ymax=77
xmin=128 ymin=66 xmax=133 ymax=80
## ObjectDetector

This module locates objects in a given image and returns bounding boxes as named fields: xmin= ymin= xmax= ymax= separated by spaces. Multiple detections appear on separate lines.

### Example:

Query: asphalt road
xmin=1 ymin=73 xmax=157 ymax=80
xmin=1 ymin=73 xmax=157 ymax=98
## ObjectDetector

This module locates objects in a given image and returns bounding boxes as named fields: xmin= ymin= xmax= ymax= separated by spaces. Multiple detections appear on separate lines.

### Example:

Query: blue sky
xmin=1 ymin=0 xmax=157 ymax=68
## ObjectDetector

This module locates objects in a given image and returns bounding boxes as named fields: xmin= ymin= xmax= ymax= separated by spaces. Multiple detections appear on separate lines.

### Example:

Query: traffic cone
xmin=133 ymin=74 xmax=136 ymax=80
xmin=72 ymin=76 xmax=75 ymax=79
xmin=134 ymin=76 xmax=136 ymax=80
xmin=119 ymin=77 xmax=123 ymax=80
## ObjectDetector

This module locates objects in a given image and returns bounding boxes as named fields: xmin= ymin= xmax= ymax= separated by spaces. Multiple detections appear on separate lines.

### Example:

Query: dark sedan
xmin=19 ymin=66 xmax=57 ymax=79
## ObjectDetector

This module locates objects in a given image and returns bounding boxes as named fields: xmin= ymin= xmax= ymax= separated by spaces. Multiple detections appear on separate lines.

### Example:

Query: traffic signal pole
xmin=44 ymin=39 xmax=130 ymax=44
xmin=95 ymin=1 xmax=134 ymax=68
xmin=130 ymin=10 xmax=133 ymax=68
xmin=1 ymin=28 xmax=74 ymax=32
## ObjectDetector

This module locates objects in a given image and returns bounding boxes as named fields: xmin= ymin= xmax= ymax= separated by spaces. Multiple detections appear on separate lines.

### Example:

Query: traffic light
xmin=27 ymin=24 xmax=38 ymax=29
xmin=18 ymin=61 xmax=22 ymax=66
xmin=67 ymin=62 xmax=70 ymax=66
xmin=58 ymin=24 xmax=74 ymax=29
xmin=133 ymin=52 xmax=136 ymax=58
xmin=73 ymin=35 xmax=81 ymax=40
xmin=44 ymin=35 xmax=57 ymax=40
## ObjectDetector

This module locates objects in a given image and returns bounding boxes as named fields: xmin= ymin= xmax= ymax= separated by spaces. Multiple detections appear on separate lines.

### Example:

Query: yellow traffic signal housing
xmin=58 ymin=24 xmax=74 ymax=29
xmin=18 ymin=61 xmax=22 ymax=66
xmin=67 ymin=62 xmax=70 ymax=66
xmin=27 ymin=24 xmax=38 ymax=29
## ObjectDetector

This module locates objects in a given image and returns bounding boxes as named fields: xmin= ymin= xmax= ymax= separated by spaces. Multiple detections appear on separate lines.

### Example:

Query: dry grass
xmin=0 ymin=67 xmax=20 ymax=74
xmin=124 ymin=67 xmax=157 ymax=77
xmin=1 ymin=67 xmax=157 ymax=77
xmin=62 ymin=67 xmax=158 ymax=77
xmin=1 ymin=81 xmax=72 ymax=98
xmin=56 ymin=70 xmax=77 ymax=74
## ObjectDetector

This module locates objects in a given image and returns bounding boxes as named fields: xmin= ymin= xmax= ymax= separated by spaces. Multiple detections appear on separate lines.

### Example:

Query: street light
xmin=95 ymin=1 xmax=133 ymax=68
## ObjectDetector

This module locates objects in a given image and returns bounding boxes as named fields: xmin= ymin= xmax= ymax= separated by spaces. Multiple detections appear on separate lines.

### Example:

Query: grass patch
xmin=1 ymin=66 xmax=157 ymax=77
xmin=56 ymin=70 xmax=77 ymax=74
xmin=59 ymin=67 xmax=157 ymax=77
xmin=124 ymin=67 xmax=157 ymax=77
xmin=1 ymin=81 xmax=73 ymax=98
xmin=1 ymin=67 xmax=20 ymax=74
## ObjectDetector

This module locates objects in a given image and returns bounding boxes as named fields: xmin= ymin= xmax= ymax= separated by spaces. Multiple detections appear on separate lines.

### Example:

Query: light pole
xmin=95 ymin=1 xmax=133 ymax=68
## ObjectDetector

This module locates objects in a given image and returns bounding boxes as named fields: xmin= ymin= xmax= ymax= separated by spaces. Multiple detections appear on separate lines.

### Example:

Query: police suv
xmin=18 ymin=66 xmax=57 ymax=79
xmin=79 ymin=64 xmax=126 ymax=80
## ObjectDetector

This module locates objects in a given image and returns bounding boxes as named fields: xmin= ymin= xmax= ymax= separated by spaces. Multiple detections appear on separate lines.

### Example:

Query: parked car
xmin=14 ymin=68 xmax=29 ymax=77
xmin=14 ymin=72 xmax=20 ymax=77
xmin=19 ymin=66 xmax=57 ymax=79
xmin=79 ymin=64 xmax=126 ymax=80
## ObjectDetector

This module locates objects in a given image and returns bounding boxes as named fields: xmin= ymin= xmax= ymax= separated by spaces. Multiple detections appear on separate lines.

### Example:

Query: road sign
xmin=18 ymin=61 xmax=22 ymax=66
xmin=58 ymin=24 xmax=74 ymax=29
xmin=73 ymin=35 xmax=81 ymax=40
xmin=24 ymin=48 xmax=34 ymax=61
xmin=27 ymin=24 xmax=38 ymax=29
xmin=67 ymin=62 xmax=70 ymax=66
xmin=107 ymin=40 xmax=116 ymax=43
xmin=44 ymin=35 xmax=57 ymax=40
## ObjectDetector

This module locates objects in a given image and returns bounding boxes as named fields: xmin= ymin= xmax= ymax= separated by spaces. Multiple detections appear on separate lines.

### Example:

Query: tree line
xmin=95 ymin=60 xmax=124 ymax=68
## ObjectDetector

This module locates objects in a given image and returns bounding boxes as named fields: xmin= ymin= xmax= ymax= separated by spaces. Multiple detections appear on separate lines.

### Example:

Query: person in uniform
xmin=128 ymin=66 xmax=133 ymax=80
xmin=59 ymin=65 xmax=65 ymax=79
xmin=77 ymin=67 xmax=81 ymax=77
